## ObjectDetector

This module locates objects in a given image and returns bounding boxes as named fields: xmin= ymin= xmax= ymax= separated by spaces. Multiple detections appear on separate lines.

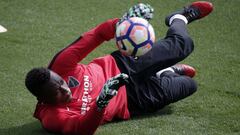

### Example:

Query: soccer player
xmin=25 ymin=1 xmax=213 ymax=135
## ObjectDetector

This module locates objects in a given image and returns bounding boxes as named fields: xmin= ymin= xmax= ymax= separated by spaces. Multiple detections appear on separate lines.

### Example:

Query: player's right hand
xmin=96 ymin=73 xmax=129 ymax=110
xmin=118 ymin=3 xmax=154 ymax=25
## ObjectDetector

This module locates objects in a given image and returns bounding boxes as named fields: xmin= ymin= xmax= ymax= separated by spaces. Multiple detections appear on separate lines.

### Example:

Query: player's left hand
xmin=118 ymin=3 xmax=154 ymax=25
xmin=96 ymin=73 xmax=129 ymax=110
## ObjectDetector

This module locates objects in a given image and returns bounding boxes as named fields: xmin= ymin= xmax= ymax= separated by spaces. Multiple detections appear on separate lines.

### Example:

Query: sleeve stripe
xmin=48 ymin=36 xmax=83 ymax=69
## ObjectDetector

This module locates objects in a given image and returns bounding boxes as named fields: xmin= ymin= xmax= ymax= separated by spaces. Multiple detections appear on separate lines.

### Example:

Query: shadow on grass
xmin=0 ymin=121 xmax=59 ymax=135
xmin=0 ymin=106 xmax=173 ymax=135
xmin=107 ymin=105 xmax=174 ymax=124
xmin=132 ymin=105 xmax=173 ymax=119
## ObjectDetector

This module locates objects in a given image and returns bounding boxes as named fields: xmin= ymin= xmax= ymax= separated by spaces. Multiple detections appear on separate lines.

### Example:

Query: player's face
xmin=44 ymin=71 xmax=72 ymax=104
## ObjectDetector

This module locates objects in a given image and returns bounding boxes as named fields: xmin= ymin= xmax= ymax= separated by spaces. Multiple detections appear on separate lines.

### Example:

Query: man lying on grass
xmin=25 ymin=1 xmax=213 ymax=135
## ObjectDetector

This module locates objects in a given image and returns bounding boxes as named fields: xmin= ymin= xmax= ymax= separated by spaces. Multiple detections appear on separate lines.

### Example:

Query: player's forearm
xmin=72 ymin=18 xmax=119 ymax=60
xmin=91 ymin=18 xmax=119 ymax=41
xmin=62 ymin=102 xmax=104 ymax=135
xmin=48 ymin=18 xmax=119 ymax=73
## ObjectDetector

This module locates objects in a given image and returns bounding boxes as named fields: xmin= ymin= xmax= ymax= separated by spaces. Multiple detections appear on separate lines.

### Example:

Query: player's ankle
xmin=169 ymin=14 xmax=188 ymax=25
xmin=156 ymin=67 xmax=174 ymax=78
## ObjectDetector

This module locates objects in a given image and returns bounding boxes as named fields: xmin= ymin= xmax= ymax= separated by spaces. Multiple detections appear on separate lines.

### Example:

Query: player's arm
xmin=42 ymin=102 xmax=104 ymax=135
xmin=48 ymin=18 xmax=119 ymax=74
xmin=42 ymin=74 xmax=128 ymax=135
xmin=49 ymin=3 xmax=154 ymax=74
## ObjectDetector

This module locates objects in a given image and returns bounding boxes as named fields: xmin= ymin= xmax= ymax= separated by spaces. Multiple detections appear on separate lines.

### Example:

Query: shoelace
xmin=183 ymin=6 xmax=200 ymax=22
xmin=172 ymin=66 xmax=185 ymax=75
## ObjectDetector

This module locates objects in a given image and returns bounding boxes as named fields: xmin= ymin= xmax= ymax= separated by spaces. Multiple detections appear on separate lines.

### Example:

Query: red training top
xmin=33 ymin=18 xmax=130 ymax=135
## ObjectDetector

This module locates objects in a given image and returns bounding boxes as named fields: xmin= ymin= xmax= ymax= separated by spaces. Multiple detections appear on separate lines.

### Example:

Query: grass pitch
xmin=0 ymin=0 xmax=239 ymax=135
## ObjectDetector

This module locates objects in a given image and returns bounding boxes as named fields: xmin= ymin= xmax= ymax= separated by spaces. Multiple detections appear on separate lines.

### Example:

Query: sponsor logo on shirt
xmin=68 ymin=76 xmax=80 ymax=88
xmin=81 ymin=75 xmax=93 ymax=115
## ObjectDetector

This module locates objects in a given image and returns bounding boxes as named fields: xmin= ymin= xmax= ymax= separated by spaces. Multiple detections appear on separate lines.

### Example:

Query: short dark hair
xmin=25 ymin=67 xmax=50 ymax=98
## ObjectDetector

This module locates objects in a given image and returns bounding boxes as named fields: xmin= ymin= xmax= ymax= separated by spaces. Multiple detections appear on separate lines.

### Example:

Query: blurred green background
xmin=0 ymin=0 xmax=239 ymax=135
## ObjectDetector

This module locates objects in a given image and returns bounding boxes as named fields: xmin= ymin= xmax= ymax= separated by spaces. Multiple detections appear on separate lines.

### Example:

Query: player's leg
xmin=112 ymin=19 xmax=193 ymax=81
xmin=157 ymin=70 xmax=197 ymax=104
xmin=155 ymin=64 xmax=197 ymax=105
xmin=112 ymin=1 xmax=213 ymax=81
xmin=126 ymin=64 xmax=197 ymax=115
xmin=165 ymin=1 xmax=213 ymax=26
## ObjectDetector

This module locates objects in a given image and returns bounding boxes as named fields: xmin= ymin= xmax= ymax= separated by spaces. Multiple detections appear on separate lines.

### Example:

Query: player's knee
xmin=184 ymin=35 xmax=194 ymax=49
xmin=188 ymin=77 xmax=198 ymax=94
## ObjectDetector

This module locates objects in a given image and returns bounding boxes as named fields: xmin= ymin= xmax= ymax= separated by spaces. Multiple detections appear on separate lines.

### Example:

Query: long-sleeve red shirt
xmin=33 ymin=18 xmax=130 ymax=135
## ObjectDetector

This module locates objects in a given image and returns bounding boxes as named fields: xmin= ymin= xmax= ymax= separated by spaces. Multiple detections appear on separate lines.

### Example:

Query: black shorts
xmin=111 ymin=19 xmax=197 ymax=115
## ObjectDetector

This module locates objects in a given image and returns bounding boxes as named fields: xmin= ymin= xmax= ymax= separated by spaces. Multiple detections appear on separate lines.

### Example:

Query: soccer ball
xmin=115 ymin=17 xmax=155 ymax=57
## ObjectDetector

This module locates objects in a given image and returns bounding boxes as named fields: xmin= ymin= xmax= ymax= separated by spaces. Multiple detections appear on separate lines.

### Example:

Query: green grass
xmin=0 ymin=0 xmax=239 ymax=135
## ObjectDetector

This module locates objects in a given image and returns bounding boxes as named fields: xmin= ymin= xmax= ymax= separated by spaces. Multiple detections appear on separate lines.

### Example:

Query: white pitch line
xmin=0 ymin=25 xmax=7 ymax=33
